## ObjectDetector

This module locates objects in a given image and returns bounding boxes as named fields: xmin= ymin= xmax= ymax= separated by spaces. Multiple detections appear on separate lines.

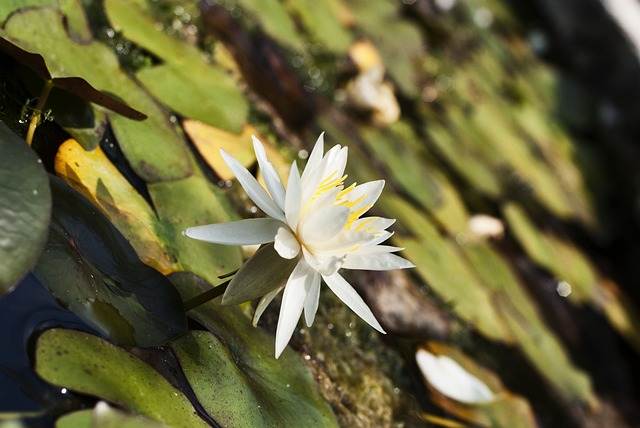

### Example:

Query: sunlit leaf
xmin=55 ymin=138 xmax=175 ymax=273
xmin=169 ymin=272 xmax=339 ymax=427
xmin=0 ymin=121 xmax=51 ymax=296
xmin=57 ymin=402 xmax=169 ymax=428
xmin=183 ymin=121 xmax=257 ymax=181
xmin=34 ymin=176 xmax=186 ymax=347
xmin=0 ymin=37 xmax=145 ymax=121
xmin=2 ymin=8 xmax=192 ymax=182
xmin=105 ymin=0 xmax=248 ymax=132
xmin=148 ymin=175 xmax=243 ymax=285
xmin=35 ymin=329 xmax=209 ymax=427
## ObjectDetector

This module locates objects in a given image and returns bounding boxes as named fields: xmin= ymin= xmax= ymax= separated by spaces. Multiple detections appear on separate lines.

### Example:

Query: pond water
xmin=0 ymin=274 xmax=95 ymax=421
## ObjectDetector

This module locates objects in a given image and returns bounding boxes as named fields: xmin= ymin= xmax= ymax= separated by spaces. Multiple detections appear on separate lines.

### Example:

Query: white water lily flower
xmin=185 ymin=133 xmax=414 ymax=357
xmin=416 ymin=349 xmax=495 ymax=404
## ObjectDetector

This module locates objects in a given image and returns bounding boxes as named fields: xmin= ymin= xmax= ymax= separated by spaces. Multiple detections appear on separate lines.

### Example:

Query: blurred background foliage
xmin=1 ymin=0 xmax=640 ymax=426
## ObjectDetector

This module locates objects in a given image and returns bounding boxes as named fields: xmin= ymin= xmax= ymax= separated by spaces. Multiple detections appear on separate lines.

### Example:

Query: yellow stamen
xmin=354 ymin=217 xmax=376 ymax=231
xmin=344 ymin=205 xmax=372 ymax=230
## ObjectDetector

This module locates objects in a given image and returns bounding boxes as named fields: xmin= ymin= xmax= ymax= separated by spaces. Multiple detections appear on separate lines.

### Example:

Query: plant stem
xmin=25 ymin=80 xmax=54 ymax=146
xmin=183 ymin=279 xmax=230 ymax=311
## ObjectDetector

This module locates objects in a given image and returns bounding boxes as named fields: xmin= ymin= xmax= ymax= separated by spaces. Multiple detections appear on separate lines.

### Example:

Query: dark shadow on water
xmin=0 ymin=274 xmax=98 ymax=423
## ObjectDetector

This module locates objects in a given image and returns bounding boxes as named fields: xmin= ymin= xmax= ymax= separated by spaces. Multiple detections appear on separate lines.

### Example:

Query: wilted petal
xmin=275 ymin=260 xmax=315 ymax=358
xmin=322 ymin=273 xmax=385 ymax=333
xmin=303 ymin=270 xmax=321 ymax=327
xmin=252 ymin=136 xmax=286 ymax=211
xmin=415 ymin=349 xmax=495 ymax=404
xmin=183 ymin=218 xmax=282 ymax=245
xmin=252 ymin=285 xmax=284 ymax=326
xmin=274 ymin=227 xmax=300 ymax=259
xmin=220 ymin=149 xmax=285 ymax=223
xmin=342 ymin=252 xmax=415 ymax=271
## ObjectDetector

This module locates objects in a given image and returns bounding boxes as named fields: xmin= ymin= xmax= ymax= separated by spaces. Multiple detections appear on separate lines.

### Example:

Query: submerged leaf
xmin=34 ymin=176 xmax=186 ymax=347
xmin=0 ymin=121 xmax=51 ymax=296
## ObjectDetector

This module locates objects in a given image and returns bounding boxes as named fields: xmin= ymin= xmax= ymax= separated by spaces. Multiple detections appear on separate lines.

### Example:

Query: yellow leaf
xmin=55 ymin=139 xmax=175 ymax=274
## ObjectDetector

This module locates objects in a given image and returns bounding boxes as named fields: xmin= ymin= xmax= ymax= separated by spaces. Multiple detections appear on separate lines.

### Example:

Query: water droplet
xmin=61 ymin=387 xmax=68 ymax=394
xmin=291 ymin=55 xmax=304 ymax=68
xmin=556 ymin=280 xmax=572 ymax=297
xmin=473 ymin=7 xmax=493 ymax=28
xmin=455 ymin=232 xmax=468 ymax=245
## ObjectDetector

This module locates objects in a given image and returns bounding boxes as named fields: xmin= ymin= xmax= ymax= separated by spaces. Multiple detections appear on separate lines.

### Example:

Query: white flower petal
xmin=303 ymin=270 xmax=321 ymax=327
xmin=302 ymin=247 xmax=345 ymax=276
xmin=275 ymin=260 xmax=315 ymax=358
xmin=366 ymin=231 xmax=393 ymax=246
xmin=220 ymin=149 xmax=286 ymax=223
xmin=415 ymin=349 xmax=495 ymax=404
xmin=252 ymin=136 xmax=286 ymax=211
xmin=322 ymin=273 xmax=385 ymax=333
xmin=274 ymin=227 xmax=300 ymax=259
xmin=351 ymin=216 xmax=395 ymax=234
xmin=301 ymin=132 xmax=325 ymax=182
xmin=342 ymin=252 xmax=415 ymax=271
xmin=285 ymin=162 xmax=302 ymax=230
xmin=309 ymin=230 xmax=373 ymax=254
xmin=252 ymin=285 xmax=283 ymax=326
xmin=299 ymin=205 xmax=349 ymax=244
xmin=352 ymin=244 xmax=404 ymax=254
xmin=184 ymin=218 xmax=282 ymax=245
xmin=342 ymin=180 xmax=385 ymax=214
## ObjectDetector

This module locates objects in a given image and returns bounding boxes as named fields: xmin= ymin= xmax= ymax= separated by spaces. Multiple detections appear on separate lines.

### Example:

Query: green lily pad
xmin=148 ymin=175 xmax=243 ymax=285
xmin=0 ymin=120 xmax=51 ymax=296
xmin=35 ymin=329 xmax=209 ymax=428
xmin=34 ymin=176 xmax=186 ymax=347
xmin=105 ymin=0 xmax=248 ymax=132
xmin=57 ymin=404 xmax=169 ymax=428
xmin=170 ymin=272 xmax=340 ymax=427
xmin=287 ymin=0 xmax=352 ymax=53
xmin=2 ymin=7 xmax=193 ymax=182
xmin=461 ymin=242 xmax=597 ymax=406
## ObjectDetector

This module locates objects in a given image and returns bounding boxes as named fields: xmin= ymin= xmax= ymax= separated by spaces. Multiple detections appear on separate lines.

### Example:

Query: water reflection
xmin=0 ymin=274 xmax=97 ymax=422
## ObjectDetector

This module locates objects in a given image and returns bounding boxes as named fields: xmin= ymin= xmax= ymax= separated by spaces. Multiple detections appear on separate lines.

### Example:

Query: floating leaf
xmin=148 ymin=176 xmax=243 ymax=285
xmin=183 ymin=121 xmax=257 ymax=181
xmin=170 ymin=273 xmax=339 ymax=427
xmin=2 ymin=8 xmax=192 ymax=182
xmin=105 ymin=0 xmax=248 ymax=132
xmin=287 ymin=0 xmax=352 ymax=53
xmin=34 ymin=176 xmax=186 ymax=347
xmin=0 ymin=37 xmax=145 ymax=121
xmin=57 ymin=402 xmax=168 ymax=428
xmin=55 ymin=138 xmax=175 ymax=273
xmin=35 ymin=329 xmax=209 ymax=427
xmin=0 ymin=121 xmax=51 ymax=296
